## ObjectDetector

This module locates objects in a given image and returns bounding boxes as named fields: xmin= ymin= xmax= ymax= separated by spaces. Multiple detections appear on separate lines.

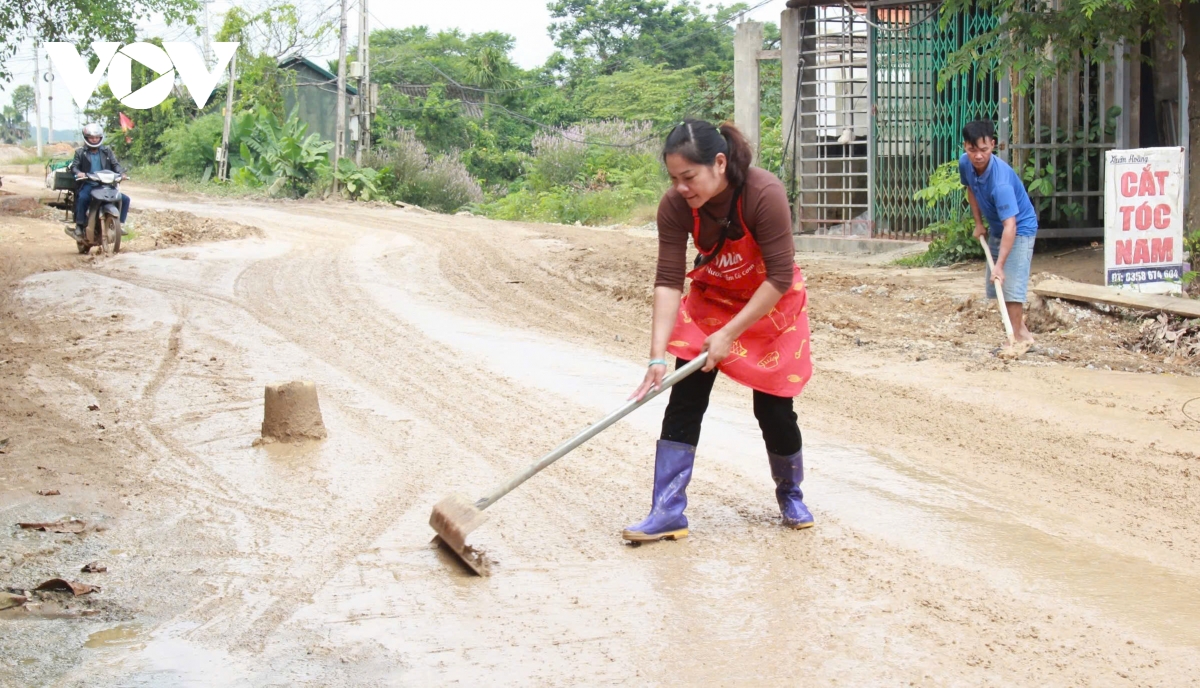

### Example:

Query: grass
xmin=129 ymin=164 xmax=275 ymax=200
xmin=2 ymin=155 xmax=54 ymax=166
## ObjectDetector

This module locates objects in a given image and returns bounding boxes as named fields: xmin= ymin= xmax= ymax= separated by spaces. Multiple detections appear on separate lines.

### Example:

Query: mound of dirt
xmin=126 ymin=209 xmax=263 ymax=249
xmin=259 ymin=380 xmax=328 ymax=443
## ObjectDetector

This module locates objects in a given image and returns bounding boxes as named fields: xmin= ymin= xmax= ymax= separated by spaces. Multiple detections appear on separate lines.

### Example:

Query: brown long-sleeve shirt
xmin=655 ymin=166 xmax=796 ymax=293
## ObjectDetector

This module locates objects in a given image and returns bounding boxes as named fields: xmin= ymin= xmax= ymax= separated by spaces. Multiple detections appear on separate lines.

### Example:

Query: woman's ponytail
xmin=718 ymin=122 xmax=752 ymax=188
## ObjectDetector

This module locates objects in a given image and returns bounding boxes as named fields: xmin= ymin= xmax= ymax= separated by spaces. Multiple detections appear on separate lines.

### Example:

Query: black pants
xmin=660 ymin=357 xmax=802 ymax=456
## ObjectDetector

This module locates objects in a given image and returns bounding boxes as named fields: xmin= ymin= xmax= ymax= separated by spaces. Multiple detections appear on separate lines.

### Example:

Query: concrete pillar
xmin=781 ymin=8 xmax=802 ymax=231
xmin=734 ymin=21 xmax=764 ymax=162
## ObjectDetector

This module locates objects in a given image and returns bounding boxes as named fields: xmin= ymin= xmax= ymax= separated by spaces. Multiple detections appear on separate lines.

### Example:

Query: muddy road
xmin=2 ymin=174 xmax=1199 ymax=685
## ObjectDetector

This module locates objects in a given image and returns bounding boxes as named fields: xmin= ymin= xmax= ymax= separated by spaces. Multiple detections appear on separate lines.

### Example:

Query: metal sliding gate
xmin=869 ymin=1 xmax=998 ymax=238
xmin=793 ymin=5 xmax=871 ymax=235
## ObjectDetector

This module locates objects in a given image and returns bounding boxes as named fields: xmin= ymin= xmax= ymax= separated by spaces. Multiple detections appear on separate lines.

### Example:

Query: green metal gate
xmin=869 ymin=1 xmax=998 ymax=238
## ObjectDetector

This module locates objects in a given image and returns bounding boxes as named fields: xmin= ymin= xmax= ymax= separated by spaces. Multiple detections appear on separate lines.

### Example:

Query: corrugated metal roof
xmin=279 ymin=55 xmax=359 ymax=96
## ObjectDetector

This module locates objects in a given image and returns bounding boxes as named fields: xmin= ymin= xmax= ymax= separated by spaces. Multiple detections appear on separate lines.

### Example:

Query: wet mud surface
xmin=1 ymin=174 xmax=1199 ymax=685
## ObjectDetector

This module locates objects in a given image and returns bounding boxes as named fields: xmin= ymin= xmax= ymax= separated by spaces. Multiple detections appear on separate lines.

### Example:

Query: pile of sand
xmin=258 ymin=380 xmax=328 ymax=444
xmin=127 ymin=209 xmax=263 ymax=248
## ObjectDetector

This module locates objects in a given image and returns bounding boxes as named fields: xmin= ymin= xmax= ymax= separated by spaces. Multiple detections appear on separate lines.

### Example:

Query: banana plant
xmin=235 ymin=106 xmax=333 ymax=196
xmin=333 ymin=158 xmax=382 ymax=201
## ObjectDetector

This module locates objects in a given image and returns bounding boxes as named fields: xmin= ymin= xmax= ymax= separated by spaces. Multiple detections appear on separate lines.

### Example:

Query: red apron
xmin=666 ymin=199 xmax=813 ymax=397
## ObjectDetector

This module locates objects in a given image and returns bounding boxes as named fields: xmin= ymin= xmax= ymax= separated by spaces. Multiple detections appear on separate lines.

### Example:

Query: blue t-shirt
xmin=87 ymin=151 xmax=104 ymax=172
xmin=958 ymin=154 xmax=1038 ymax=237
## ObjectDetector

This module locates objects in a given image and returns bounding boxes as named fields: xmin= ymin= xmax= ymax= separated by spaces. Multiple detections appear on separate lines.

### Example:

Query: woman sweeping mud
xmin=624 ymin=119 xmax=814 ymax=542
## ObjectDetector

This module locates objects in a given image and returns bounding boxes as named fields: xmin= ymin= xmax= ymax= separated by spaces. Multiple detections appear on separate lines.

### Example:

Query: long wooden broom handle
xmin=476 ymin=352 xmax=710 ymax=510
xmin=979 ymin=236 xmax=1016 ymax=345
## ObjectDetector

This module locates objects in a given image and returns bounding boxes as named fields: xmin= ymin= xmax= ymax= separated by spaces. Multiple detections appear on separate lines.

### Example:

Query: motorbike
xmin=54 ymin=170 xmax=124 ymax=256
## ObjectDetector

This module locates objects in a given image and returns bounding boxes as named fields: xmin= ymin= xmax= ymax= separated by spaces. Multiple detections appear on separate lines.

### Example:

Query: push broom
xmin=430 ymin=352 xmax=709 ymax=576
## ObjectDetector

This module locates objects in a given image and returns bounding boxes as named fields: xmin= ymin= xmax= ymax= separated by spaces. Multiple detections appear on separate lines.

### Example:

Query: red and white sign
xmin=1104 ymin=147 xmax=1185 ymax=294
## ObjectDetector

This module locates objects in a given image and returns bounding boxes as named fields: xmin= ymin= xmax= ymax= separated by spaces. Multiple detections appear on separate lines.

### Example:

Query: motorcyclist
xmin=70 ymin=123 xmax=130 ymax=239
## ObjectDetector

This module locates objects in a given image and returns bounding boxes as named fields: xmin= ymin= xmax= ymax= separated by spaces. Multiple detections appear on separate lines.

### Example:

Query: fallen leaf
xmin=87 ymin=404 xmax=99 ymax=412
xmin=0 ymin=591 xmax=27 ymax=610
xmin=37 ymin=490 xmax=60 ymax=496
xmin=81 ymin=562 xmax=107 ymax=573
xmin=18 ymin=520 xmax=85 ymax=533
xmin=34 ymin=579 xmax=99 ymax=596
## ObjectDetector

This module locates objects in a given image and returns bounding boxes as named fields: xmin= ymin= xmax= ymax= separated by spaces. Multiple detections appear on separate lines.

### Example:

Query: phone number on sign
xmin=1107 ymin=266 xmax=1184 ymax=284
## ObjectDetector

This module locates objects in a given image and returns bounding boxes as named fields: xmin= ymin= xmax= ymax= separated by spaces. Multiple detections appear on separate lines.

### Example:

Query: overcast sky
xmin=2 ymin=0 xmax=791 ymax=132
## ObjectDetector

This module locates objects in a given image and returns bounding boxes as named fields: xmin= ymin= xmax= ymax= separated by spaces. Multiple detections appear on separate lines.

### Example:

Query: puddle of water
xmin=349 ymin=233 xmax=1200 ymax=649
xmin=85 ymin=623 xmax=143 ymax=648
xmin=72 ymin=622 xmax=255 ymax=686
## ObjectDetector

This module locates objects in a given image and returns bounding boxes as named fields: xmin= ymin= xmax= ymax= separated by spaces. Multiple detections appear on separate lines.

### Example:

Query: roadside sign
xmin=1104 ymin=147 xmax=1185 ymax=294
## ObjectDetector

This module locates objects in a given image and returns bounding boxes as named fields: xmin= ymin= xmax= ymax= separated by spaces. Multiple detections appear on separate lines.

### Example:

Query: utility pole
xmin=334 ymin=0 xmax=349 ymax=193
xmin=356 ymin=0 xmax=369 ymax=165
xmin=364 ymin=0 xmax=372 ymax=155
xmin=33 ymin=47 xmax=44 ymax=157
xmin=200 ymin=0 xmax=214 ymax=66
xmin=218 ymin=51 xmax=237 ymax=181
xmin=46 ymin=60 xmax=54 ymax=144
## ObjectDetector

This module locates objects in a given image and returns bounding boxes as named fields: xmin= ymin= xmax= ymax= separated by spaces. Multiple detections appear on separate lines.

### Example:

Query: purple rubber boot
xmin=768 ymin=449 xmax=814 ymax=529
xmin=622 ymin=440 xmax=695 ymax=542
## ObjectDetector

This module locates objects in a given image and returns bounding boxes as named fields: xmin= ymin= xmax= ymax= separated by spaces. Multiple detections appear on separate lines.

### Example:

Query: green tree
xmin=11 ymin=84 xmax=34 ymax=123
xmin=367 ymin=26 xmax=547 ymax=185
xmin=580 ymin=62 xmax=701 ymax=125
xmin=0 ymin=0 xmax=198 ymax=82
xmin=215 ymin=4 xmax=326 ymax=118
xmin=938 ymin=0 xmax=1200 ymax=236
xmin=1 ymin=104 xmax=24 ymax=143
xmin=463 ymin=43 xmax=519 ymax=128
xmin=547 ymin=0 xmax=743 ymax=80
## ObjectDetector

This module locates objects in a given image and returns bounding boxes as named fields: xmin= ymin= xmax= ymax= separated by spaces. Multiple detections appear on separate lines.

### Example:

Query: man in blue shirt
xmin=959 ymin=120 xmax=1039 ymax=344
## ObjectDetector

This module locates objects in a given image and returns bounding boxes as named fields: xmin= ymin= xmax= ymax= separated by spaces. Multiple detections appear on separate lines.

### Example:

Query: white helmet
xmin=82 ymin=123 xmax=105 ymax=148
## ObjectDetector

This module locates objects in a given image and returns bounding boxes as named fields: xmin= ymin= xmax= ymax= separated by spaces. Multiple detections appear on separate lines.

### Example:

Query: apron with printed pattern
xmin=665 ymin=198 xmax=813 ymax=397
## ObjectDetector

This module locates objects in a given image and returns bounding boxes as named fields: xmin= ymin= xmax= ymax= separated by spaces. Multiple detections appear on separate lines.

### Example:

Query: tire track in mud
xmin=83 ymin=266 xmax=428 ymax=653
xmin=80 ymin=231 xmax=653 ymax=656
